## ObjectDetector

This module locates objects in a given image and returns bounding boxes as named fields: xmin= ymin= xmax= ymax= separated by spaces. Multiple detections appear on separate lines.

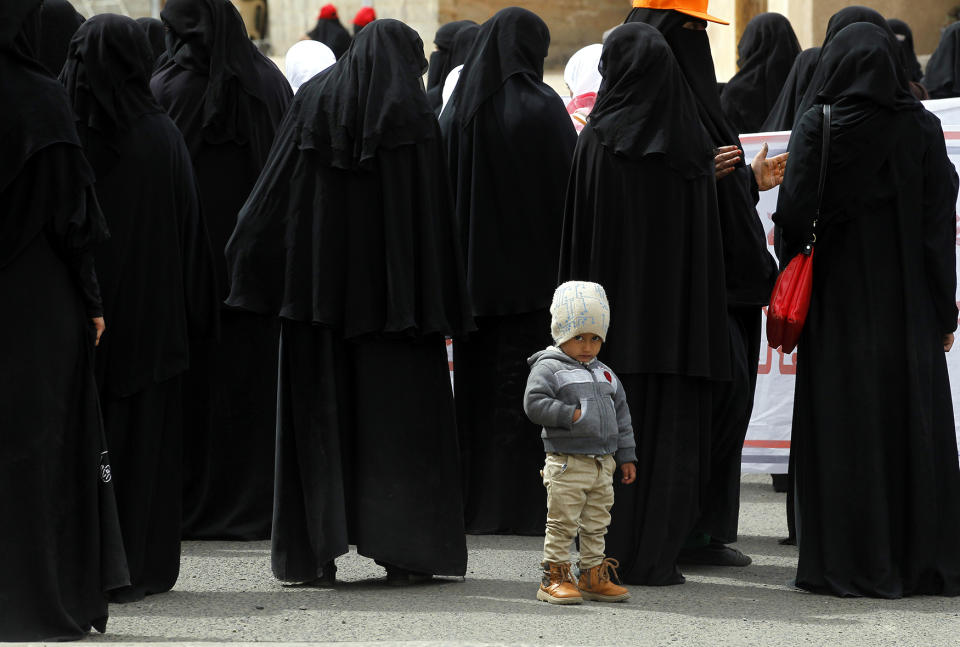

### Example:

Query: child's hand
xmin=572 ymin=408 xmax=582 ymax=423
xmin=620 ymin=462 xmax=636 ymax=484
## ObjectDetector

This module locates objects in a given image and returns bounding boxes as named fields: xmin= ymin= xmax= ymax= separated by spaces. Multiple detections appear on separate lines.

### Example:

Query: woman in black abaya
xmin=888 ymin=19 xmax=924 ymax=83
xmin=61 ymin=14 xmax=220 ymax=602
xmin=426 ymin=20 xmax=475 ymax=112
xmin=440 ymin=7 xmax=577 ymax=536
xmin=307 ymin=4 xmax=351 ymax=59
xmin=152 ymin=0 xmax=292 ymax=540
xmin=225 ymin=19 xmax=474 ymax=585
xmin=0 ymin=1 xmax=128 ymax=639
xmin=37 ymin=0 xmax=83 ymax=75
xmin=626 ymin=3 xmax=782 ymax=569
xmin=559 ymin=22 xmax=731 ymax=586
xmin=923 ymin=22 xmax=960 ymax=99
xmin=137 ymin=17 xmax=167 ymax=65
xmin=721 ymin=12 xmax=800 ymax=135
xmin=776 ymin=23 xmax=960 ymax=598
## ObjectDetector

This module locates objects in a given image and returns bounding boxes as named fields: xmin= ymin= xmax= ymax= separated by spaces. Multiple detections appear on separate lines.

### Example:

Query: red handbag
xmin=766 ymin=104 xmax=831 ymax=354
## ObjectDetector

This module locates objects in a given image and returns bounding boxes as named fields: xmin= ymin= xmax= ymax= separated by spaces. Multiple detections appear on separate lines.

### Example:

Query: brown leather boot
xmin=578 ymin=558 xmax=630 ymax=602
xmin=537 ymin=561 xmax=583 ymax=605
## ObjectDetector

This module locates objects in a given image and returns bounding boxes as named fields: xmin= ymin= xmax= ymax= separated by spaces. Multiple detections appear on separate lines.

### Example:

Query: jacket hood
xmin=527 ymin=346 xmax=598 ymax=368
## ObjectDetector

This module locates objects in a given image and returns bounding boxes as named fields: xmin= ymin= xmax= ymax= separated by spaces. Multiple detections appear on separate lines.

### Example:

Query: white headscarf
xmin=563 ymin=43 xmax=603 ymax=98
xmin=284 ymin=40 xmax=337 ymax=94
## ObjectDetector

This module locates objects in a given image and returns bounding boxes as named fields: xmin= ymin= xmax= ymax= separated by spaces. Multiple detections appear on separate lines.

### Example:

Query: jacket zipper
xmin=583 ymin=361 xmax=605 ymax=434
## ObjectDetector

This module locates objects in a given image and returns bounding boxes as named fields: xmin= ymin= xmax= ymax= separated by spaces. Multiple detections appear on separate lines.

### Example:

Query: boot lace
xmin=595 ymin=558 xmax=622 ymax=584
xmin=556 ymin=562 xmax=577 ymax=584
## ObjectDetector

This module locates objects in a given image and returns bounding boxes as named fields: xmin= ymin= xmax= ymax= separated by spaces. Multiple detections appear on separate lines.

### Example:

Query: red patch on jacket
xmin=604 ymin=371 xmax=612 ymax=383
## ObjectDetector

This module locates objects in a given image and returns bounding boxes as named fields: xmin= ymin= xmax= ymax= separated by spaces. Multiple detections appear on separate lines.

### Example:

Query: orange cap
xmin=632 ymin=0 xmax=729 ymax=25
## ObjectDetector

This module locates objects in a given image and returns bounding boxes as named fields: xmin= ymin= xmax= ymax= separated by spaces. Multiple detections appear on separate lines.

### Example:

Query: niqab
xmin=60 ymin=14 xmax=162 ymax=143
xmin=888 ymin=18 xmax=923 ymax=82
xmin=136 ymin=17 xmax=166 ymax=64
xmin=589 ymin=23 xmax=712 ymax=178
xmin=427 ymin=20 xmax=475 ymax=90
xmin=923 ymin=22 xmax=960 ymax=99
xmin=307 ymin=12 xmax=352 ymax=59
xmin=293 ymin=18 xmax=435 ymax=171
xmin=721 ymin=13 xmax=800 ymax=134
xmin=0 ymin=0 xmax=86 ymax=268
xmin=38 ymin=0 xmax=84 ymax=75
xmin=158 ymin=0 xmax=269 ymax=151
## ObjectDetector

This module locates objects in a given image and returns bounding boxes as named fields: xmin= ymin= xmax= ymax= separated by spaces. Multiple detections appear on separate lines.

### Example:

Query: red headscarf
xmin=353 ymin=7 xmax=376 ymax=27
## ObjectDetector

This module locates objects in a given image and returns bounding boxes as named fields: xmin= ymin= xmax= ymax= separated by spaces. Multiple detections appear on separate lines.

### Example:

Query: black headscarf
xmin=888 ymin=19 xmax=923 ymax=82
xmin=427 ymin=20 xmax=475 ymax=90
xmin=923 ymin=22 xmax=960 ymax=99
xmin=626 ymin=7 xmax=778 ymax=306
xmin=158 ymin=0 xmax=269 ymax=149
xmin=0 ymin=0 xmax=104 ymax=270
xmin=307 ymin=13 xmax=352 ymax=59
xmin=440 ymin=7 xmax=577 ymax=316
xmin=590 ymin=22 xmax=713 ymax=178
xmin=761 ymin=47 xmax=820 ymax=131
xmin=721 ymin=13 xmax=801 ymax=134
xmin=293 ymin=18 xmax=434 ymax=171
xmin=37 ymin=0 xmax=84 ymax=76
xmin=136 ymin=17 xmax=166 ymax=65
xmin=61 ymin=15 xmax=162 ymax=142
xmin=224 ymin=18 xmax=473 ymax=338
xmin=453 ymin=7 xmax=551 ymax=126
xmin=427 ymin=22 xmax=479 ymax=112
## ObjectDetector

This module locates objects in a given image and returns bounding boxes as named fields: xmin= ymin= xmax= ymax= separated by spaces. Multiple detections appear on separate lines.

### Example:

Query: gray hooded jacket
xmin=523 ymin=347 xmax=637 ymax=464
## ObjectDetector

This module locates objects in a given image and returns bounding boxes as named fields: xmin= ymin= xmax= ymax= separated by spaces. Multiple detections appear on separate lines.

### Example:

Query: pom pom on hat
xmin=550 ymin=281 xmax=610 ymax=346
xmin=318 ymin=4 xmax=338 ymax=20
xmin=353 ymin=7 xmax=376 ymax=27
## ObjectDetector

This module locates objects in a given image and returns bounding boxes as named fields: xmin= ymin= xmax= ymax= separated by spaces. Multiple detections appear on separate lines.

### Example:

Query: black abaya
xmin=0 ymin=5 xmax=128 ymax=637
xmin=440 ymin=7 xmax=577 ymax=535
xmin=888 ymin=19 xmax=923 ymax=83
xmin=776 ymin=24 xmax=960 ymax=598
xmin=627 ymin=8 xmax=776 ymax=552
xmin=60 ymin=15 xmax=219 ymax=600
xmin=761 ymin=47 xmax=820 ymax=132
xmin=721 ymin=13 xmax=800 ymax=135
xmin=225 ymin=20 xmax=473 ymax=580
xmin=38 ymin=0 xmax=83 ymax=75
xmin=559 ymin=23 xmax=729 ymax=584
xmin=151 ymin=0 xmax=293 ymax=539
xmin=426 ymin=20 xmax=475 ymax=112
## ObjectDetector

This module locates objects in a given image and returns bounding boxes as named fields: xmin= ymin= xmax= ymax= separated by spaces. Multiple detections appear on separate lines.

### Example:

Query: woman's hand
xmin=572 ymin=408 xmax=582 ymax=423
xmin=92 ymin=317 xmax=105 ymax=346
xmin=752 ymin=142 xmax=789 ymax=191
xmin=620 ymin=462 xmax=636 ymax=484
xmin=944 ymin=333 xmax=954 ymax=352
xmin=715 ymin=145 xmax=742 ymax=180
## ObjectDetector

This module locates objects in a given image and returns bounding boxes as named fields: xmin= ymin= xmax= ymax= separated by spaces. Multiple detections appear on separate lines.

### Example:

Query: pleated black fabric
xmin=426 ymin=20 xmax=475 ymax=111
xmin=439 ymin=7 xmax=576 ymax=535
xmin=0 ymin=3 xmax=129 ymax=638
xmin=721 ymin=13 xmax=800 ymax=135
xmin=224 ymin=20 xmax=471 ymax=578
xmin=152 ymin=0 xmax=292 ymax=540
xmin=888 ymin=19 xmax=923 ymax=83
xmin=136 ymin=17 xmax=167 ymax=65
xmin=307 ymin=16 xmax=352 ymax=59
xmin=61 ymin=14 xmax=219 ymax=599
xmin=626 ymin=7 xmax=776 ymax=556
xmin=274 ymin=322 xmax=468 ymax=580
xmin=761 ymin=47 xmax=820 ymax=131
xmin=559 ymin=22 xmax=728 ymax=584
xmin=37 ymin=0 xmax=83 ymax=75
xmin=775 ymin=23 xmax=960 ymax=598
xmin=923 ymin=22 xmax=960 ymax=99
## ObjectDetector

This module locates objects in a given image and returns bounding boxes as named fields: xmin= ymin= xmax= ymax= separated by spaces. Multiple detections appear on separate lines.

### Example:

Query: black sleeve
xmin=772 ymin=107 xmax=822 ymax=266
xmin=920 ymin=121 xmax=960 ymax=334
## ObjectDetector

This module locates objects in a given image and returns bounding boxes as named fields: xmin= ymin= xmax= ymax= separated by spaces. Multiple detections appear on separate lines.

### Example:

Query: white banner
xmin=740 ymin=98 xmax=960 ymax=473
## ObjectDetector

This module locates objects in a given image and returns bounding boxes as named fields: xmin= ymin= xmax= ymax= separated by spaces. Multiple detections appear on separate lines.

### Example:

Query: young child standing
xmin=524 ymin=281 xmax=637 ymax=605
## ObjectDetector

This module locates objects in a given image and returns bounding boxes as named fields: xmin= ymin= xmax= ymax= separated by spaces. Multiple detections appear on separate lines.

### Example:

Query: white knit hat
xmin=550 ymin=281 xmax=610 ymax=346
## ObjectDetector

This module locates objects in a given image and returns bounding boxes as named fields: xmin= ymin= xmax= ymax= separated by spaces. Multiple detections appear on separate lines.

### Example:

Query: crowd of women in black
xmin=3 ymin=0 xmax=960 ymax=640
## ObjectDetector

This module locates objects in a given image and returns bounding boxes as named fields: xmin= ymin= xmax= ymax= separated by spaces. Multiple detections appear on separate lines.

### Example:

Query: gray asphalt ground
xmin=83 ymin=475 xmax=960 ymax=646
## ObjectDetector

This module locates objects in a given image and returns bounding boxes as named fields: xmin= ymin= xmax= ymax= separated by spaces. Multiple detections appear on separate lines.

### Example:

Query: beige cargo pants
xmin=541 ymin=452 xmax=616 ymax=569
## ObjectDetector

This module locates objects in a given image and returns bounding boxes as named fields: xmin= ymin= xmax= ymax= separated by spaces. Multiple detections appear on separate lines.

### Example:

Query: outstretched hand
xmin=752 ymin=142 xmax=789 ymax=191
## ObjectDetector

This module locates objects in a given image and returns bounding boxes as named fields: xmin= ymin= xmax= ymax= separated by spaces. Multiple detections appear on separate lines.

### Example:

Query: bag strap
xmin=805 ymin=103 xmax=831 ymax=253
